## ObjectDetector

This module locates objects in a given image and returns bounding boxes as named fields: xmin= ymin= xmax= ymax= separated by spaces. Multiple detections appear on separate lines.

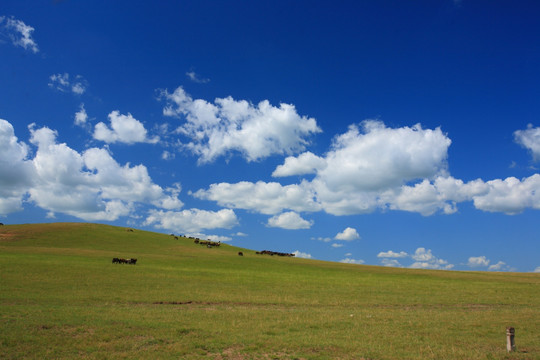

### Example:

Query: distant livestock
xmin=256 ymin=250 xmax=295 ymax=257
xmin=238 ymin=252 xmax=243 ymax=256
xmin=194 ymin=239 xmax=221 ymax=247
xmin=112 ymin=257 xmax=137 ymax=264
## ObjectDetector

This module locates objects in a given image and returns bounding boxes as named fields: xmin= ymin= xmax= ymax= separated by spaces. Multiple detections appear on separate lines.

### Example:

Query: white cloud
xmin=193 ymin=180 xmax=321 ymax=215
xmin=195 ymin=121 xmax=540 ymax=217
xmin=471 ymin=175 xmax=540 ymax=214
xmin=293 ymin=250 xmax=312 ymax=259
xmin=377 ymin=247 xmax=453 ymax=270
xmin=381 ymin=258 xmax=403 ymax=267
xmin=206 ymin=234 xmax=232 ymax=242
xmin=383 ymin=179 xmax=457 ymax=216
xmin=0 ymin=120 xmax=182 ymax=220
xmin=159 ymin=86 xmax=321 ymax=163
xmin=267 ymin=211 xmax=313 ymax=229
xmin=186 ymin=71 xmax=210 ymax=84
xmin=515 ymin=124 xmax=540 ymax=161
xmin=161 ymin=151 xmax=175 ymax=160
xmin=94 ymin=111 xmax=159 ymax=144
xmin=312 ymin=236 xmax=332 ymax=242
xmin=377 ymin=250 xmax=408 ymax=258
xmin=272 ymin=152 xmax=326 ymax=177
xmin=312 ymin=121 xmax=451 ymax=215
xmin=74 ymin=104 xmax=88 ymax=127
xmin=48 ymin=73 xmax=87 ymax=95
xmin=410 ymin=247 xmax=454 ymax=270
xmin=0 ymin=16 xmax=38 ymax=53
xmin=467 ymin=256 xmax=490 ymax=267
xmin=233 ymin=232 xmax=248 ymax=237
xmin=145 ymin=208 xmax=238 ymax=233
xmin=0 ymin=119 xmax=35 ymax=215
xmin=319 ymin=121 xmax=450 ymax=191
xmin=340 ymin=258 xmax=365 ymax=265
xmin=331 ymin=243 xmax=343 ymax=248
xmin=534 ymin=267 xmax=540 ymax=273
xmin=487 ymin=261 xmax=507 ymax=271
xmin=335 ymin=227 xmax=360 ymax=241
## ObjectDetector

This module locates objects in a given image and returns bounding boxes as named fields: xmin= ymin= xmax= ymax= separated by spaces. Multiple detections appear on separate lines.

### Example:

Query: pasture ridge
xmin=0 ymin=222 xmax=539 ymax=359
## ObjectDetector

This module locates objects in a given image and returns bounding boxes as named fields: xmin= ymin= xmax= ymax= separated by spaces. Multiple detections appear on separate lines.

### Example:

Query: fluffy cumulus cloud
xmin=383 ymin=176 xmax=487 ymax=216
xmin=471 ymin=175 xmax=540 ymax=214
xmin=193 ymin=180 xmax=321 ymax=215
xmin=318 ymin=121 xmax=450 ymax=191
xmin=272 ymin=152 xmax=326 ymax=177
xmin=335 ymin=227 xmax=360 ymax=241
xmin=488 ymin=261 xmax=509 ymax=272
xmin=534 ymin=267 xmax=540 ymax=273
xmin=144 ymin=208 xmax=238 ymax=233
xmin=94 ymin=111 xmax=159 ymax=144
xmin=514 ymin=124 xmax=540 ymax=161
xmin=196 ymin=120 xmax=540 ymax=217
xmin=159 ymin=86 xmax=321 ymax=163
xmin=0 ymin=119 xmax=182 ymax=220
xmin=377 ymin=250 xmax=408 ymax=258
xmin=378 ymin=251 xmax=407 ymax=267
xmin=0 ymin=16 xmax=38 ymax=53
xmin=48 ymin=73 xmax=87 ymax=95
xmin=267 ymin=211 xmax=313 ymax=229
xmin=378 ymin=247 xmax=453 ymax=269
xmin=467 ymin=256 xmax=490 ymax=267
xmin=340 ymin=258 xmax=365 ymax=265
xmin=293 ymin=250 xmax=312 ymax=259
xmin=74 ymin=104 xmax=88 ymax=127
xmin=198 ymin=120 xmax=457 ymax=216
xmin=0 ymin=120 xmax=35 ymax=215
xmin=410 ymin=248 xmax=453 ymax=270
xmin=381 ymin=258 xmax=403 ymax=267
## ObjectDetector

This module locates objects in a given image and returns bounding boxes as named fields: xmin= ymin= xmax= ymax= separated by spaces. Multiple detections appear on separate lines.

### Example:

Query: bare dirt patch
xmin=0 ymin=232 xmax=16 ymax=241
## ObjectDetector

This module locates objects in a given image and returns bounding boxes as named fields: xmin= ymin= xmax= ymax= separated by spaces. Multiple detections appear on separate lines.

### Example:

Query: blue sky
xmin=1 ymin=1 xmax=539 ymax=272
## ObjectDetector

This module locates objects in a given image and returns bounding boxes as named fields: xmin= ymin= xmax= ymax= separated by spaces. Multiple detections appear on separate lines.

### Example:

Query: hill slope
xmin=1 ymin=223 xmax=538 ymax=359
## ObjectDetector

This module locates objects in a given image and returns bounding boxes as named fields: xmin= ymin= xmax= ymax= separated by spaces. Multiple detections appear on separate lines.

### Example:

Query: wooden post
xmin=506 ymin=327 xmax=516 ymax=352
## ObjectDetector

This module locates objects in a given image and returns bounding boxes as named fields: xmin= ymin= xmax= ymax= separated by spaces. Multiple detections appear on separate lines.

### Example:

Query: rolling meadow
xmin=1 ymin=223 xmax=539 ymax=359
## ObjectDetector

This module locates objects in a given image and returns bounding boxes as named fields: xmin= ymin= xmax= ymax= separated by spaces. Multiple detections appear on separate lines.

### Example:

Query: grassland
xmin=0 ymin=223 xmax=538 ymax=359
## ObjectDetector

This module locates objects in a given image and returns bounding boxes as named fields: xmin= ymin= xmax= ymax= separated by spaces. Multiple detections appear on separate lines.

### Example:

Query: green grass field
xmin=1 ymin=223 xmax=538 ymax=359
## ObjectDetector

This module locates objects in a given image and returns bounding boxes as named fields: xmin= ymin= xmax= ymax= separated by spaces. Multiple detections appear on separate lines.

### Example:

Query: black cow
xmin=238 ymin=252 xmax=243 ymax=256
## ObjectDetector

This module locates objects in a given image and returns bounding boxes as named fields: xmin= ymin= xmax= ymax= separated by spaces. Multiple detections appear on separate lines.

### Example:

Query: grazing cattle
xmin=238 ymin=252 xmax=243 ymax=256
xmin=112 ymin=257 xmax=137 ymax=264
xmin=126 ymin=228 xmax=134 ymax=232
xmin=256 ymin=250 xmax=295 ymax=257
xmin=0 ymin=222 xmax=4 ymax=226
xmin=196 ymin=240 xmax=221 ymax=247
xmin=174 ymin=236 xmax=179 ymax=240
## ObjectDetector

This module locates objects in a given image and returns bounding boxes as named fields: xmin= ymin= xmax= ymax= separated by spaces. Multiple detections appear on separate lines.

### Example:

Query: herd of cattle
xmin=192 ymin=238 xmax=221 ymax=247
xmin=256 ymin=250 xmax=296 ymax=257
xmin=112 ymin=257 xmax=137 ymax=264
xmin=112 ymin=232 xmax=296 ymax=264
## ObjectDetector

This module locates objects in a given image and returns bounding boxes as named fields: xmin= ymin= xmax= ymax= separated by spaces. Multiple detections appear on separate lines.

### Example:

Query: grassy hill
xmin=0 ymin=223 xmax=538 ymax=359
